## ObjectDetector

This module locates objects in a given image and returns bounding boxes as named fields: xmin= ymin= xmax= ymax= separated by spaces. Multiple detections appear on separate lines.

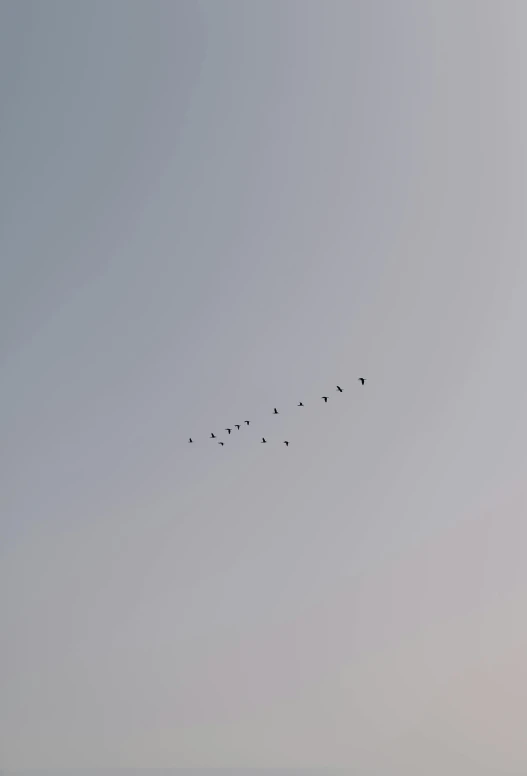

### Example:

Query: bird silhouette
xmin=358 ymin=377 xmax=366 ymax=385
xmin=284 ymin=441 xmax=289 ymax=446
xmin=336 ymin=385 xmax=343 ymax=392
xmin=225 ymin=428 xmax=232 ymax=434
xmin=322 ymin=396 xmax=328 ymax=402
xmin=245 ymin=420 xmax=250 ymax=425
xmin=261 ymin=437 xmax=267 ymax=443
xmin=235 ymin=424 xmax=241 ymax=430
xmin=218 ymin=441 xmax=224 ymax=446
xmin=273 ymin=408 xmax=279 ymax=414
xmin=298 ymin=402 xmax=304 ymax=407
xmin=188 ymin=438 xmax=193 ymax=443
xmin=210 ymin=433 xmax=216 ymax=438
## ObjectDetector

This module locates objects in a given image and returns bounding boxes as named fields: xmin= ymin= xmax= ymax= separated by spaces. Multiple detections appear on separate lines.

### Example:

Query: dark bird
xmin=298 ymin=402 xmax=304 ymax=407
xmin=261 ymin=437 xmax=267 ymax=443
xmin=358 ymin=377 xmax=366 ymax=385
xmin=336 ymin=385 xmax=343 ymax=392
xmin=245 ymin=420 xmax=250 ymax=425
xmin=322 ymin=396 xmax=328 ymax=402
xmin=210 ymin=432 xmax=216 ymax=438
xmin=188 ymin=438 xmax=193 ymax=443
xmin=273 ymin=408 xmax=279 ymax=414
xmin=284 ymin=441 xmax=289 ymax=446
xmin=235 ymin=424 xmax=241 ymax=430
xmin=218 ymin=441 xmax=224 ymax=446
xmin=225 ymin=428 xmax=232 ymax=434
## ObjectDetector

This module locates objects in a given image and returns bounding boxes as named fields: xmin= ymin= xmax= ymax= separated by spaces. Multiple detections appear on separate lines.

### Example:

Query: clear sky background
xmin=2 ymin=1 xmax=527 ymax=773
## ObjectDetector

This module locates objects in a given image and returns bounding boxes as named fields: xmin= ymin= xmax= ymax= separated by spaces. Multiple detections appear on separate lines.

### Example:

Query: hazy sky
xmin=2 ymin=1 xmax=527 ymax=773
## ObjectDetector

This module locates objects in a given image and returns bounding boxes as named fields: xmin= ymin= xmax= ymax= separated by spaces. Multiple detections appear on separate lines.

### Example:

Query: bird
xmin=261 ymin=437 xmax=267 ymax=443
xmin=358 ymin=377 xmax=366 ymax=385
xmin=283 ymin=441 xmax=289 ymax=446
xmin=273 ymin=408 xmax=279 ymax=414
xmin=188 ymin=438 xmax=193 ymax=443
xmin=336 ymin=385 xmax=343 ymax=392
xmin=225 ymin=428 xmax=232 ymax=434
xmin=298 ymin=402 xmax=304 ymax=407
xmin=210 ymin=432 xmax=216 ymax=438
xmin=218 ymin=441 xmax=224 ymax=446
xmin=245 ymin=420 xmax=250 ymax=425
xmin=235 ymin=424 xmax=241 ymax=430
xmin=322 ymin=396 xmax=328 ymax=402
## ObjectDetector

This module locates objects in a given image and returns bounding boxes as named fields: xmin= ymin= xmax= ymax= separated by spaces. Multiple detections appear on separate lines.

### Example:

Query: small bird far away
xmin=188 ymin=438 xmax=193 ymax=443
xmin=235 ymin=424 xmax=241 ymax=430
xmin=218 ymin=442 xmax=224 ymax=446
xmin=358 ymin=377 xmax=366 ymax=385
xmin=210 ymin=432 xmax=216 ymax=438
xmin=225 ymin=428 xmax=232 ymax=434
xmin=245 ymin=420 xmax=250 ymax=425
xmin=284 ymin=441 xmax=289 ymax=446
xmin=322 ymin=396 xmax=328 ymax=402
xmin=273 ymin=408 xmax=279 ymax=414
xmin=298 ymin=402 xmax=304 ymax=406
xmin=261 ymin=437 xmax=267 ymax=443
xmin=336 ymin=385 xmax=343 ymax=392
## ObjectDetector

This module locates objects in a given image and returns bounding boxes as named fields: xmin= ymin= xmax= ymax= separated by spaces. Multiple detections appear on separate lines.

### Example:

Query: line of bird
xmin=188 ymin=378 xmax=367 ymax=446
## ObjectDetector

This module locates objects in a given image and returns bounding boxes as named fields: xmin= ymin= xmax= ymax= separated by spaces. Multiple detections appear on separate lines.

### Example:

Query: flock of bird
xmin=188 ymin=378 xmax=367 ymax=447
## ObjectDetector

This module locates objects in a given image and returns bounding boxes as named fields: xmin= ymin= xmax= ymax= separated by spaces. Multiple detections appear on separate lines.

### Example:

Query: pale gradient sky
xmin=2 ymin=1 xmax=527 ymax=773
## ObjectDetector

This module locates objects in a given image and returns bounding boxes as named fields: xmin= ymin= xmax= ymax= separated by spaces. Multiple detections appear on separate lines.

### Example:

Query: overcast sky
xmin=2 ymin=1 xmax=527 ymax=773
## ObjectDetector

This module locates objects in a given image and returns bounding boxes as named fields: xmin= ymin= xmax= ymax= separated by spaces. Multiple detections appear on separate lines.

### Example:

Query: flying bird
xmin=336 ymin=385 xmax=343 ymax=392
xmin=188 ymin=438 xmax=193 ymax=443
xmin=235 ymin=424 xmax=241 ymax=430
xmin=210 ymin=432 xmax=216 ymax=438
xmin=245 ymin=420 xmax=250 ymax=425
xmin=358 ymin=377 xmax=366 ymax=385
xmin=283 ymin=441 xmax=289 ymax=446
xmin=225 ymin=428 xmax=232 ymax=434
xmin=261 ymin=437 xmax=267 ymax=443
xmin=218 ymin=441 xmax=224 ymax=446
xmin=298 ymin=402 xmax=304 ymax=407
xmin=273 ymin=408 xmax=279 ymax=414
xmin=321 ymin=396 xmax=328 ymax=402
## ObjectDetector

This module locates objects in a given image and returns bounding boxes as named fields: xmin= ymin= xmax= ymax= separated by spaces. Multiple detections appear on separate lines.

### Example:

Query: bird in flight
xmin=218 ymin=441 xmax=224 ymax=446
xmin=245 ymin=420 xmax=250 ymax=425
xmin=336 ymin=385 xmax=343 ymax=392
xmin=261 ymin=437 xmax=267 ymax=443
xmin=210 ymin=432 xmax=216 ymax=438
xmin=322 ymin=396 xmax=328 ymax=402
xmin=358 ymin=377 xmax=366 ymax=385
xmin=283 ymin=441 xmax=289 ymax=447
xmin=188 ymin=438 xmax=193 ymax=443
xmin=273 ymin=408 xmax=279 ymax=414
xmin=225 ymin=428 xmax=232 ymax=434
xmin=235 ymin=424 xmax=241 ymax=430
xmin=298 ymin=402 xmax=304 ymax=407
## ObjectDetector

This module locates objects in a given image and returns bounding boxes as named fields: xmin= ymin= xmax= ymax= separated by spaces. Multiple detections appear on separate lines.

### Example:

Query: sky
xmin=2 ymin=0 xmax=527 ymax=773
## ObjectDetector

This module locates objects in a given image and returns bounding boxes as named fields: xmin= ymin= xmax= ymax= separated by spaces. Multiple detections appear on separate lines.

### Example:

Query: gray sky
xmin=2 ymin=0 xmax=527 ymax=772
